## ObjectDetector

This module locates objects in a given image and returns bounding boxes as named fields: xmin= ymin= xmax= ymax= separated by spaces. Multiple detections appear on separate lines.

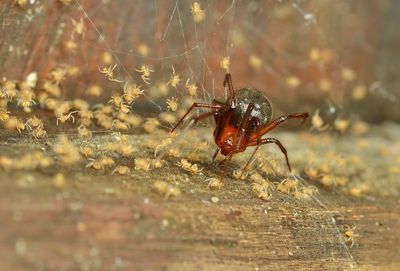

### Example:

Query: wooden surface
xmin=0 ymin=128 xmax=399 ymax=271
xmin=0 ymin=171 xmax=399 ymax=270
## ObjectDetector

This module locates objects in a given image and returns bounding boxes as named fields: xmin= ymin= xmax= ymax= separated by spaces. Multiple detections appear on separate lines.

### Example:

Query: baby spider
xmin=80 ymin=146 xmax=94 ymax=157
xmin=190 ymin=2 xmax=205 ymax=23
xmin=98 ymin=64 xmax=122 ymax=82
xmin=135 ymin=65 xmax=154 ymax=84
xmin=86 ymin=156 xmax=115 ymax=170
xmin=26 ymin=116 xmax=44 ymax=129
xmin=186 ymin=79 xmax=198 ymax=96
xmin=166 ymin=97 xmax=179 ymax=112
xmin=112 ymin=165 xmax=131 ymax=175
xmin=31 ymin=127 xmax=47 ymax=139
xmin=311 ymin=109 xmax=329 ymax=131
xmin=171 ymin=73 xmax=309 ymax=173
xmin=112 ymin=119 xmax=130 ymax=131
xmin=1 ymin=80 xmax=18 ymax=101
xmin=152 ymin=181 xmax=181 ymax=199
xmin=342 ymin=224 xmax=359 ymax=248
xmin=207 ymin=178 xmax=224 ymax=190
xmin=176 ymin=159 xmax=202 ymax=175
xmin=123 ymin=82 xmax=144 ymax=104
xmin=109 ymin=94 xmax=124 ymax=107
xmin=77 ymin=124 xmax=92 ymax=138
xmin=167 ymin=66 xmax=181 ymax=87
xmin=71 ymin=18 xmax=86 ymax=38
xmin=4 ymin=116 xmax=25 ymax=133
xmin=0 ymin=108 xmax=10 ymax=121
xmin=56 ymin=111 xmax=78 ymax=126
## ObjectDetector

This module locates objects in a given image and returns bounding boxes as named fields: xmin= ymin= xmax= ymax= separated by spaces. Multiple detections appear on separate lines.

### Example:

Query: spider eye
xmin=225 ymin=137 xmax=233 ymax=147
xmin=230 ymin=97 xmax=237 ymax=108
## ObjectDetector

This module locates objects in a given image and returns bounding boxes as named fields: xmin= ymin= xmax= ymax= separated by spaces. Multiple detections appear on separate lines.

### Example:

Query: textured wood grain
xmin=0 ymin=129 xmax=399 ymax=271
xmin=0 ymin=174 xmax=399 ymax=271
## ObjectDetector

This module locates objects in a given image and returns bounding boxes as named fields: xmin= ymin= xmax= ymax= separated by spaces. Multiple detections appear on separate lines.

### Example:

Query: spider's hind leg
xmin=248 ymin=137 xmax=291 ymax=172
xmin=254 ymin=113 xmax=309 ymax=140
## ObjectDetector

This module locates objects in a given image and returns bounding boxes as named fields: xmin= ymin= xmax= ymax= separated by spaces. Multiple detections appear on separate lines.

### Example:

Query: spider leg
xmin=223 ymin=73 xmax=236 ymax=107
xmin=69 ymin=110 xmax=79 ymax=124
xmin=171 ymin=103 xmax=222 ymax=133
xmin=218 ymin=153 xmax=234 ymax=166
xmin=236 ymin=103 xmax=255 ymax=151
xmin=228 ymin=103 xmax=258 ymax=177
xmin=177 ymin=111 xmax=218 ymax=134
xmin=224 ymin=73 xmax=234 ymax=97
xmin=212 ymin=147 xmax=220 ymax=161
xmin=192 ymin=111 xmax=216 ymax=124
xmin=240 ymin=118 xmax=261 ymax=175
xmin=175 ymin=111 xmax=216 ymax=133
xmin=248 ymin=137 xmax=291 ymax=172
xmin=251 ymin=112 xmax=309 ymax=142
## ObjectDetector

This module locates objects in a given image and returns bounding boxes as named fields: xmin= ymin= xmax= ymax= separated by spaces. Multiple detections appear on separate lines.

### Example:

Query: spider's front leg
xmin=224 ymin=73 xmax=234 ymax=97
xmin=239 ymin=117 xmax=261 ymax=174
xmin=230 ymin=102 xmax=261 ymax=174
xmin=224 ymin=73 xmax=236 ymax=107
xmin=171 ymin=103 xmax=222 ymax=133
xmin=235 ymin=102 xmax=255 ymax=151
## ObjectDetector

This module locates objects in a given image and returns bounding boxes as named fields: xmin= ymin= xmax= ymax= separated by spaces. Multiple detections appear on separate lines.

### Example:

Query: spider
xmin=171 ymin=73 xmax=309 ymax=172
xmin=56 ymin=111 xmax=78 ymax=126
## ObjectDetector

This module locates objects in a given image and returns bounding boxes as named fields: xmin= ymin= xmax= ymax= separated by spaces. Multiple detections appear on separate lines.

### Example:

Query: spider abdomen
xmin=232 ymin=87 xmax=273 ymax=126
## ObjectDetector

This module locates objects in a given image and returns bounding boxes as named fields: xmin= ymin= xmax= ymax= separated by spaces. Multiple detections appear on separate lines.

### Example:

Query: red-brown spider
xmin=171 ymin=73 xmax=309 ymax=172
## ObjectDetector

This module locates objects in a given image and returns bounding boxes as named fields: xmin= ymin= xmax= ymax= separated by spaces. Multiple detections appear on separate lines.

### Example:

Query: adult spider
xmin=171 ymin=73 xmax=309 ymax=172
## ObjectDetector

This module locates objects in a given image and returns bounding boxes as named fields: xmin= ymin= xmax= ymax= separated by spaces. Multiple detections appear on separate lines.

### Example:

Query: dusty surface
xmin=0 ymin=124 xmax=399 ymax=271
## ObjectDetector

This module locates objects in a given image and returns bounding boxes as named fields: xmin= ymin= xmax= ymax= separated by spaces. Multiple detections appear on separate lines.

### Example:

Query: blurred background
xmin=1 ymin=0 xmax=399 ymax=125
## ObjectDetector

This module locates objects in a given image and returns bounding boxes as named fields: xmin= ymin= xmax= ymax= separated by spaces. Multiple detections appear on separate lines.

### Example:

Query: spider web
xmin=72 ymin=0 xmax=357 ymax=268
